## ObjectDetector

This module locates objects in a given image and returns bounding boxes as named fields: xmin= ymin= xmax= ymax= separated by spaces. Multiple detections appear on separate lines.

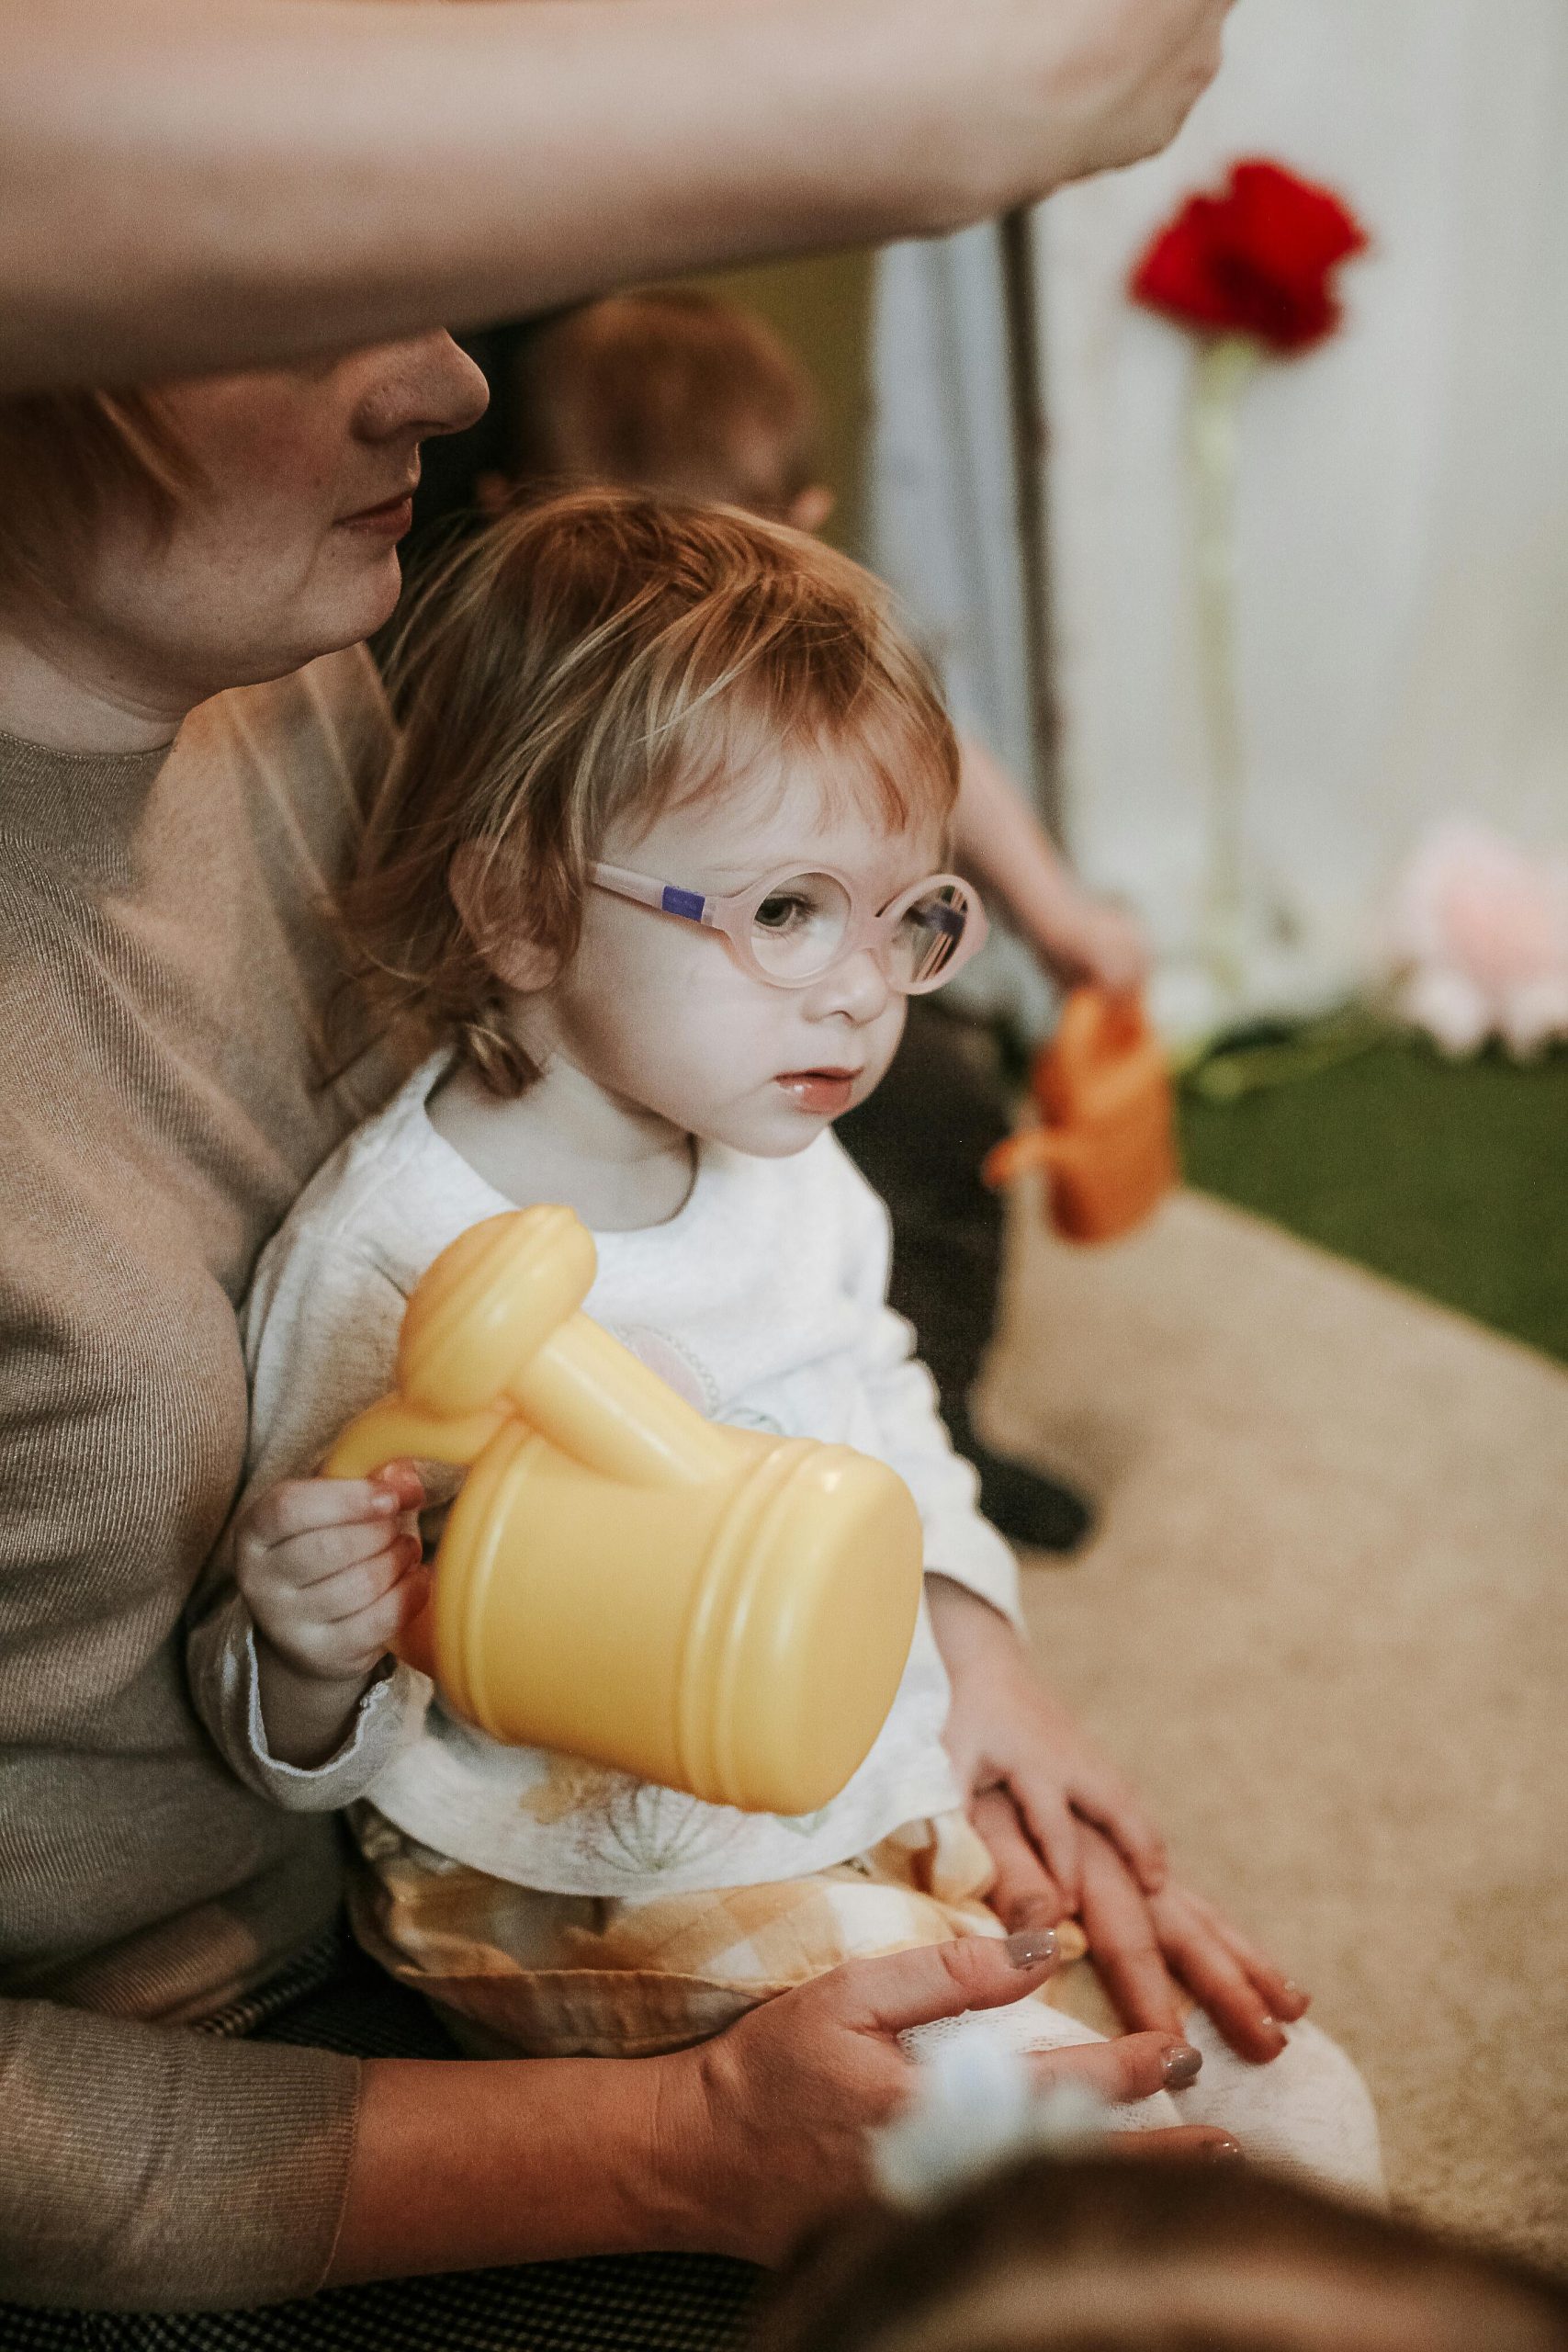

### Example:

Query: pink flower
xmin=1386 ymin=821 xmax=1568 ymax=1057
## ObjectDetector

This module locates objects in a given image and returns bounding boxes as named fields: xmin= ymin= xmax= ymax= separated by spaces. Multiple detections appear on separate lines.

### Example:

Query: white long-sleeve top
xmin=188 ymin=1054 xmax=1020 ymax=1896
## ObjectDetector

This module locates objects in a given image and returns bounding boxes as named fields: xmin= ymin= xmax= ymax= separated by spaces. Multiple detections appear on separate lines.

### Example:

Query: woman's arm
xmin=0 ymin=0 xmax=1229 ymax=392
xmin=329 ymin=1934 xmax=1225 ymax=2282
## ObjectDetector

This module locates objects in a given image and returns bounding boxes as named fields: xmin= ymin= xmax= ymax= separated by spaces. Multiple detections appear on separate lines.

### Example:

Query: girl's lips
xmin=777 ymin=1069 xmax=858 ymax=1116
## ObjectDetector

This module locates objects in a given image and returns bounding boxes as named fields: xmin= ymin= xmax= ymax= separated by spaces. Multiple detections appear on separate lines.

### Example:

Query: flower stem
xmin=1190 ymin=332 xmax=1263 ymax=1004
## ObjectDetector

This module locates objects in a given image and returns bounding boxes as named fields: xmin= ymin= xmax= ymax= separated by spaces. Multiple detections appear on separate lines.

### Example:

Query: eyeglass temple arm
xmin=589 ymin=862 xmax=713 ymax=925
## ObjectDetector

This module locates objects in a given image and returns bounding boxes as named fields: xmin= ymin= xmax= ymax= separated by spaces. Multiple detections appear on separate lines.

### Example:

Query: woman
xmin=0 ymin=345 xmax=1281 ymax=2327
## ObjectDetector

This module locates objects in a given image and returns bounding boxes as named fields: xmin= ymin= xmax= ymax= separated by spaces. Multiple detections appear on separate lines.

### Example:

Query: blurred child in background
xmin=758 ymin=2153 xmax=1568 ymax=2352
xmin=476 ymin=290 xmax=1147 ymax=1551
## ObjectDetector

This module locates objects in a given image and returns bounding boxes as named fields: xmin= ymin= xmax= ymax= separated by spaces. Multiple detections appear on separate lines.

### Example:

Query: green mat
xmin=1178 ymin=1034 xmax=1568 ymax=1367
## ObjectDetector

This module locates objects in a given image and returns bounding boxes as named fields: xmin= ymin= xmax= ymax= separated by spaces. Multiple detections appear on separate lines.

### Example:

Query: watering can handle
xmin=321 ymin=1395 xmax=511 ymax=1480
xmin=980 ymin=1127 xmax=1069 ymax=1191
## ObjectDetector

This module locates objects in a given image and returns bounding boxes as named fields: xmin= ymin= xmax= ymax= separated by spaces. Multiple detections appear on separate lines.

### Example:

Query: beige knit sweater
xmin=0 ymin=649 xmax=406 ymax=2310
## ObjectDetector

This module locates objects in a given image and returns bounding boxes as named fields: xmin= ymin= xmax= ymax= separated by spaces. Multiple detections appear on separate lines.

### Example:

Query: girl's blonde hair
xmin=344 ymin=487 xmax=961 ymax=1093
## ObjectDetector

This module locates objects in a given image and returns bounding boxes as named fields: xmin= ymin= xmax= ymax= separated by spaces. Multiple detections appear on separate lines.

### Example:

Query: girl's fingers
xmin=1179 ymin=1887 xmax=1307 ymax=2021
xmin=244 ymin=1464 xmax=425 ymax=1550
xmin=968 ymin=1789 xmax=1070 ymax=1932
xmin=311 ymin=1535 xmax=425 ymax=1624
xmin=368 ymin=1457 xmax=426 ymax=1513
xmin=1068 ymin=1770 xmax=1168 ymax=1894
xmin=344 ymin=1564 xmax=431 ymax=1658
xmin=1011 ymin=1777 xmax=1083 ymax=1911
xmin=1152 ymin=1891 xmax=1287 ymax=2064
xmin=270 ymin=1516 xmax=416 ymax=1590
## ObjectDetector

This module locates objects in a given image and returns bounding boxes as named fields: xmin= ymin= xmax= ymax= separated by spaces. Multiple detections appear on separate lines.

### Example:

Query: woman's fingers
xmin=970 ymin=1787 xmax=1071 ymax=1932
xmin=1026 ymin=2028 xmax=1202 ymax=2109
xmin=1103 ymin=2126 xmax=1243 ymax=2164
xmin=837 ymin=1932 xmax=1065 ymax=2041
xmin=1077 ymin=1827 xmax=1186 ymax=2037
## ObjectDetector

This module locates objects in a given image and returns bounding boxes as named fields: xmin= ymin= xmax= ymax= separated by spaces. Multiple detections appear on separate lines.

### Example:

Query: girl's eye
xmin=754 ymin=892 xmax=813 ymax=934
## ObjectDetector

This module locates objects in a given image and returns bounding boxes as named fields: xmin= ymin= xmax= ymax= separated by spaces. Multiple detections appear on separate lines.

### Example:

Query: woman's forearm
xmin=0 ymin=0 xmax=1227 ymax=392
xmin=328 ymin=2047 xmax=709 ymax=2280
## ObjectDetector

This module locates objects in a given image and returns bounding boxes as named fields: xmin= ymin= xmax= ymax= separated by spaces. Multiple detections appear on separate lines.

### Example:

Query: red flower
xmin=1131 ymin=159 xmax=1368 ymax=354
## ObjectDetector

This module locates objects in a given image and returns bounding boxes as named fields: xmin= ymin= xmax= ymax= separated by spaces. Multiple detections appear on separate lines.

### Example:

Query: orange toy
xmin=981 ymin=987 xmax=1178 ymax=1243
xmin=323 ymin=1205 xmax=923 ymax=1816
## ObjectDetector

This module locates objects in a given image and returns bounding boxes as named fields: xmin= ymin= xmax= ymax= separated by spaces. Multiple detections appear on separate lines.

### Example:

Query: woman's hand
xmin=333 ymin=1938 xmax=1235 ymax=2286
xmin=672 ymin=1938 xmax=1236 ymax=2263
xmin=928 ymin=1576 xmax=1167 ymax=1908
xmin=232 ymin=1457 xmax=427 ymax=1768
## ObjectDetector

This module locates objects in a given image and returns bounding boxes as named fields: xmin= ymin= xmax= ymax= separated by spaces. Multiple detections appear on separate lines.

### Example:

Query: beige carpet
xmin=977 ymin=1189 xmax=1568 ymax=2267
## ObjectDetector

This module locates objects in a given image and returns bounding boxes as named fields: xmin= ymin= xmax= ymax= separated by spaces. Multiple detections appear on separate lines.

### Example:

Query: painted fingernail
xmin=1208 ymin=2134 xmax=1244 ymax=2162
xmin=1163 ymin=2042 xmax=1203 ymax=2089
xmin=1004 ymin=1928 xmax=1060 ymax=1970
xmin=371 ymin=1488 xmax=400 ymax=1513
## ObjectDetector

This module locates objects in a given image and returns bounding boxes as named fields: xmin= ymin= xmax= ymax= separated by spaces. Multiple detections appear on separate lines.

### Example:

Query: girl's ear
xmin=449 ymin=842 xmax=561 ymax=994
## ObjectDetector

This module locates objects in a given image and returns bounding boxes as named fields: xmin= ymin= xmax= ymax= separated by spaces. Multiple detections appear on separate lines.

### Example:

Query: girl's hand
xmin=672 ymin=1938 xmax=1237 ymax=2264
xmin=975 ymin=1788 xmax=1309 ymax=2064
xmin=930 ymin=1584 xmax=1306 ymax=2061
xmin=1077 ymin=1826 xmax=1308 ymax=2063
xmin=231 ymin=1458 xmax=427 ymax=1766
xmin=928 ymin=1577 xmax=1167 ymax=1908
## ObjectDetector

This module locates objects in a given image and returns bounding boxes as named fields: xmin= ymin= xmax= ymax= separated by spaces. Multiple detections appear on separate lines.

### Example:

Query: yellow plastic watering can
xmin=323 ymin=1206 xmax=923 ymax=1815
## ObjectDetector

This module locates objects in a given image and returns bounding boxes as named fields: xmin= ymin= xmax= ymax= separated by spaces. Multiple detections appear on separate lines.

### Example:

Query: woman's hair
xmin=0 ymin=390 xmax=194 ymax=607
xmin=344 ymin=485 xmax=960 ymax=1093
xmin=502 ymin=290 xmax=822 ymax=518
xmin=754 ymin=2158 xmax=1568 ymax=2352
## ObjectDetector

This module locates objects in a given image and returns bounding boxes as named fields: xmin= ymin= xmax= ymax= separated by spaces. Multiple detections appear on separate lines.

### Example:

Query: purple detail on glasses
xmin=660 ymin=886 xmax=708 ymax=923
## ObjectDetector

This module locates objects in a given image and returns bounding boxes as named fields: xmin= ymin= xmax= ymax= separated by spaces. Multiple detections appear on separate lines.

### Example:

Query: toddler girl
xmin=188 ymin=490 xmax=1381 ymax=2191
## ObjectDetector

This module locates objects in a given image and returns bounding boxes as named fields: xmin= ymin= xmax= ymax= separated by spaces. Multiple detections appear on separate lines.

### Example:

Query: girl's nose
xmin=807 ymin=947 xmax=893 ymax=1026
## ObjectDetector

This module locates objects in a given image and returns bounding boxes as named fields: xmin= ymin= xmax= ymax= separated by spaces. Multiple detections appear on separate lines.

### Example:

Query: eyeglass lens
xmin=748 ymin=873 xmax=970 ymax=988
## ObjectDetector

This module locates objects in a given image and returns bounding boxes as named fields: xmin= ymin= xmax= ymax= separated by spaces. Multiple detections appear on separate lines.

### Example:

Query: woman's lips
xmin=337 ymin=492 xmax=415 ymax=538
xmin=776 ymin=1069 xmax=858 ymax=1116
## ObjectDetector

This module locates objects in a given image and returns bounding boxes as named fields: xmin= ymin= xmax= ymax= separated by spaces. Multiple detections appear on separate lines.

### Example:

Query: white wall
xmin=872 ymin=0 xmax=1568 ymax=1030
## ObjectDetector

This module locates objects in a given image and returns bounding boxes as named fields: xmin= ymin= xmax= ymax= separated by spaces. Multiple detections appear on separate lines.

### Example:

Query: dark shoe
xmin=969 ymin=1443 xmax=1095 ymax=1554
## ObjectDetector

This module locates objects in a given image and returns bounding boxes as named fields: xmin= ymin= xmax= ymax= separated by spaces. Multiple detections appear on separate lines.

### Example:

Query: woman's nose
xmin=354 ymin=331 xmax=490 ymax=447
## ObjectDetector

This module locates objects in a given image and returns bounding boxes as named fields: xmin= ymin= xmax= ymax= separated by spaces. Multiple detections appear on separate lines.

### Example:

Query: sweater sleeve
xmin=185 ymin=1212 xmax=431 ymax=1812
xmin=829 ymin=1142 xmax=1022 ymax=1628
xmin=0 ymin=1997 xmax=359 ymax=2309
